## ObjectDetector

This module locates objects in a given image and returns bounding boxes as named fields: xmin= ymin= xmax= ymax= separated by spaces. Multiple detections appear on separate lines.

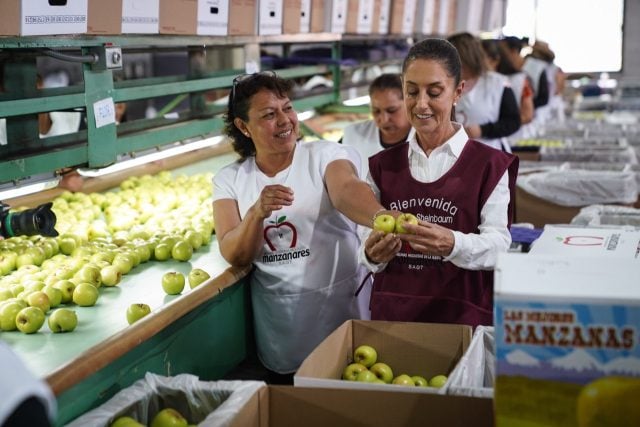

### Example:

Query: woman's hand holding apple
xmin=364 ymin=230 xmax=402 ymax=264
xmin=398 ymin=220 xmax=455 ymax=257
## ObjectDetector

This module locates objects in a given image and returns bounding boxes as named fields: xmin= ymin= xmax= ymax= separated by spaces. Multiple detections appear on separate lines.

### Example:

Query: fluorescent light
xmin=0 ymin=176 xmax=61 ymax=200
xmin=343 ymin=95 xmax=370 ymax=107
xmin=297 ymin=110 xmax=315 ymax=121
xmin=77 ymin=135 xmax=226 ymax=178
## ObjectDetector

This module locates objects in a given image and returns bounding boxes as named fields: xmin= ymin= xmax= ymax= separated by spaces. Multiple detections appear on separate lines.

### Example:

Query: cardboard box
xmin=389 ymin=0 xmax=417 ymax=35
xmin=295 ymin=319 xmax=472 ymax=394
xmin=299 ymin=0 xmax=311 ymax=32
xmin=528 ymin=224 xmax=640 ymax=259
xmin=515 ymin=185 xmax=581 ymax=228
xmin=230 ymin=384 xmax=494 ymax=427
xmin=160 ymin=0 xmax=256 ymax=36
xmin=258 ymin=0 xmax=284 ymax=35
xmin=122 ymin=0 xmax=159 ymax=33
xmin=323 ymin=0 xmax=348 ymax=33
xmin=0 ymin=0 xmax=88 ymax=36
xmin=283 ymin=0 xmax=302 ymax=33
xmin=373 ymin=0 xmax=390 ymax=34
xmin=345 ymin=0 xmax=375 ymax=34
xmin=414 ymin=0 xmax=436 ymax=34
xmin=309 ymin=0 xmax=324 ymax=32
xmin=494 ymin=253 xmax=640 ymax=427
xmin=89 ymin=0 xmax=159 ymax=35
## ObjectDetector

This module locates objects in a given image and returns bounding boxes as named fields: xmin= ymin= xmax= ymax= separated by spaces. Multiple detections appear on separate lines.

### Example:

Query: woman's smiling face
xmin=240 ymin=89 xmax=299 ymax=156
xmin=403 ymin=58 xmax=462 ymax=136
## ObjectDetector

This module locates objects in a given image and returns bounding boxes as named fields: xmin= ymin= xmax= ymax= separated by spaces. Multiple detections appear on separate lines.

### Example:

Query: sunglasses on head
xmin=231 ymin=70 xmax=278 ymax=105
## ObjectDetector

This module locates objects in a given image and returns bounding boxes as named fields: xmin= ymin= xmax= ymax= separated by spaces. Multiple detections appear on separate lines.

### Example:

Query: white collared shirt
xmin=360 ymin=123 xmax=511 ymax=272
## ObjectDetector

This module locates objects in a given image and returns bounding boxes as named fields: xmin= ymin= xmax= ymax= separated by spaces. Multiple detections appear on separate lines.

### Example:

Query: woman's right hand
xmin=364 ymin=230 xmax=402 ymax=264
xmin=254 ymin=184 xmax=294 ymax=219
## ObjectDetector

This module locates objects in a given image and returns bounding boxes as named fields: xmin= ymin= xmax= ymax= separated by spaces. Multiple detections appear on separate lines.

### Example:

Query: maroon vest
xmin=368 ymin=140 xmax=519 ymax=327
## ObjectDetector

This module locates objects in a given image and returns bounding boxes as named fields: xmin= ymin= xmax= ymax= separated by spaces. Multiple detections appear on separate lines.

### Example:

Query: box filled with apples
xmin=294 ymin=319 xmax=472 ymax=394
xmin=65 ymin=372 xmax=265 ymax=427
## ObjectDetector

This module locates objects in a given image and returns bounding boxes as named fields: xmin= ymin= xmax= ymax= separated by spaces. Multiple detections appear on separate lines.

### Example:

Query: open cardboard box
xmin=294 ymin=320 xmax=472 ymax=394
xmin=230 ymin=384 xmax=494 ymax=427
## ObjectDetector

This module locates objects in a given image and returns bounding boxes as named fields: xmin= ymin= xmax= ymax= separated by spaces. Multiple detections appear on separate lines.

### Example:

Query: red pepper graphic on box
xmin=556 ymin=235 xmax=605 ymax=246
xmin=264 ymin=215 xmax=297 ymax=251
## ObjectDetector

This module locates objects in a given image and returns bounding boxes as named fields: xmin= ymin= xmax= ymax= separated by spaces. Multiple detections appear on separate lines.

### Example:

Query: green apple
xmin=15 ymin=306 xmax=46 ymax=334
xmin=74 ymin=265 xmax=102 ymax=287
xmin=0 ymin=300 xmax=26 ymax=331
xmin=100 ymin=265 xmax=122 ymax=287
xmin=355 ymin=369 xmax=378 ymax=383
xmin=171 ymin=240 xmax=193 ymax=262
xmin=58 ymin=237 xmax=77 ymax=256
xmin=112 ymin=254 xmax=134 ymax=275
xmin=392 ymin=374 xmax=415 ymax=386
xmin=111 ymin=416 xmax=145 ymax=427
xmin=373 ymin=214 xmax=395 ymax=233
xmin=411 ymin=375 xmax=429 ymax=387
xmin=342 ymin=362 xmax=368 ymax=381
xmin=395 ymin=213 xmax=419 ymax=234
xmin=429 ymin=374 xmax=447 ymax=388
xmin=162 ymin=272 xmax=185 ymax=295
xmin=187 ymin=268 xmax=210 ymax=289
xmin=72 ymin=283 xmax=99 ymax=307
xmin=154 ymin=243 xmax=171 ymax=261
xmin=26 ymin=290 xmax=51 ymax=313
xmin=353 ymin=344 xmax=377 ymax=368
xmin=42 ymin=286 xmax=63 ymax=308
xmin=53 ymin=279 xmax=76 ymax=303
xmin=0 ymin=288 xmax=13 ymax=302
xmin=184 ymin=230 xmax=203 ymax=251
xmin=126 ymin=303 xmax=151 ymax=325
xmin=150 ymin=408 xmax=188 ymax=427
xmin=370 ymin=362 xmax=394 ymax=384
xmin=48 ymin=308 xmax=78 ymax=333
xmin=576 ymin=376 xmax=640 ymax=427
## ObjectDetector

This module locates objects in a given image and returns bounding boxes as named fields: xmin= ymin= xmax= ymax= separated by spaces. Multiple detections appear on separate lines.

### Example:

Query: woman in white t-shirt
xmin=341 ymin=73 xmax=413 ymax=178
xmin=212 ymin=71 xmax=389 ymax=384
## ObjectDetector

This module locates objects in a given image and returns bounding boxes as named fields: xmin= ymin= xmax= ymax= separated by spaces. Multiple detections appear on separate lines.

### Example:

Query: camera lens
xmin=4 ymin=202 xmax=58 ymax=237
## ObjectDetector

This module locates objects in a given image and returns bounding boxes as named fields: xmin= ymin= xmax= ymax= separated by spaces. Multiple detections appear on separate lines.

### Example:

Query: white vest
xmin=523 ymin=56 xmax=548 ymax=96
xmin=213 ymin=141 xmax=364 ymax=373
xmin=456 ymin=71 xmax=508 ymax=151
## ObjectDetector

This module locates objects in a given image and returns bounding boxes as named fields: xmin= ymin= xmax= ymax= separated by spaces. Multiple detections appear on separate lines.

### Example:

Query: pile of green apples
xmin=342 ymin=344 xmax=448 ymax=388
xmin=111 ymin=407 xmax=193 ymax=427
xmin=0 ymin=171 xmax=215 ymax=335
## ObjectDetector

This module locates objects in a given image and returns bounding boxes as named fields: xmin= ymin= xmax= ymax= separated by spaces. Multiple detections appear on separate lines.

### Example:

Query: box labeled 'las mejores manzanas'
xmin=493 ymin=253 xmax=640 ymax=427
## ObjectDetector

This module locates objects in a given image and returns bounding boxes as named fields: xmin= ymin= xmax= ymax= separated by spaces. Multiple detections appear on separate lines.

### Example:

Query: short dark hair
xmin=402 ymin=38 xmax=462 ymax=86
xmin=369 ymin=73 xmax=403 ymax=97
xmin=447 ymin=32 xmax=487 ymax=79
xmin=223 ymin=72 xmax=294 ymax=160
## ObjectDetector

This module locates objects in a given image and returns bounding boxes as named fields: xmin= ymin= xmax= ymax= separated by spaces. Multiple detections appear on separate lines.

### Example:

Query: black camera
xmin=0 ymin=202 xmax=59 ymax=238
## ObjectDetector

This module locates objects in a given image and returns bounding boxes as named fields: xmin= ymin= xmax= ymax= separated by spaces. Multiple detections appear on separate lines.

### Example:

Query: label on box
xmin=197 ymin=0 xmax=229 ymax=35
xmin=21 ymin=0 xmax=88 ymax=36
xmin=122 ymin=0 xmax=159 ymax=33
xmin=93 ymin=98 xmax=116 ymax=128
xmin=529 ymin=225 xmax=640 ymax=259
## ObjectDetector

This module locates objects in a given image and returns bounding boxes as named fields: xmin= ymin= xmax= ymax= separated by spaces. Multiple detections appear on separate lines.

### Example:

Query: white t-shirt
xmin=342 ymin=120 xmax=414 ymax=178
xmin=456 ymin=71 xmax=509 ymax=151
xmin=213 ymin=140 xmax=366 ymax=373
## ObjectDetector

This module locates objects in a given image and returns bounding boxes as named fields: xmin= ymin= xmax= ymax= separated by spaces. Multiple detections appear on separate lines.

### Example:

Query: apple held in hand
xmin=342 ymin=362 xmax=368 ymax=381
xmin=353 ymin=344 xmax=377 ymax=368
xmin=429 ymin=374 xmax=448 ymax=388
xmin=392 ymin=374 xmax=415 ymax=386
xmin=48 ymin=308 xmax=78 ymax=333
xmin=150 ymin=408 xmax=188 ymax=427
xmin=395 ymin=213 xmax=419 ymax=234
xmin=370 ymin=362 xmax=394 ymax=384
xmin=162 ymin=272 xmax=185 ymax=295
xmin=126 ymin=303 xmax=151 ymax=325
xmin=188 ymin=268 xmax=210 ymax=289
xmin=411 ymin=375 xmax=429 ymax=387
xmin=373 ymin=214 xmax=395 ymax=234
xmin=15 ymin=306 xmax=46 ymax=334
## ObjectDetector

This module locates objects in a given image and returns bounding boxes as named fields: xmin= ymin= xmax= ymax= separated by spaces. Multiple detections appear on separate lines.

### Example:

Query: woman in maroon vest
xmin=361 ymin=38 xmax=519 ymax=328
